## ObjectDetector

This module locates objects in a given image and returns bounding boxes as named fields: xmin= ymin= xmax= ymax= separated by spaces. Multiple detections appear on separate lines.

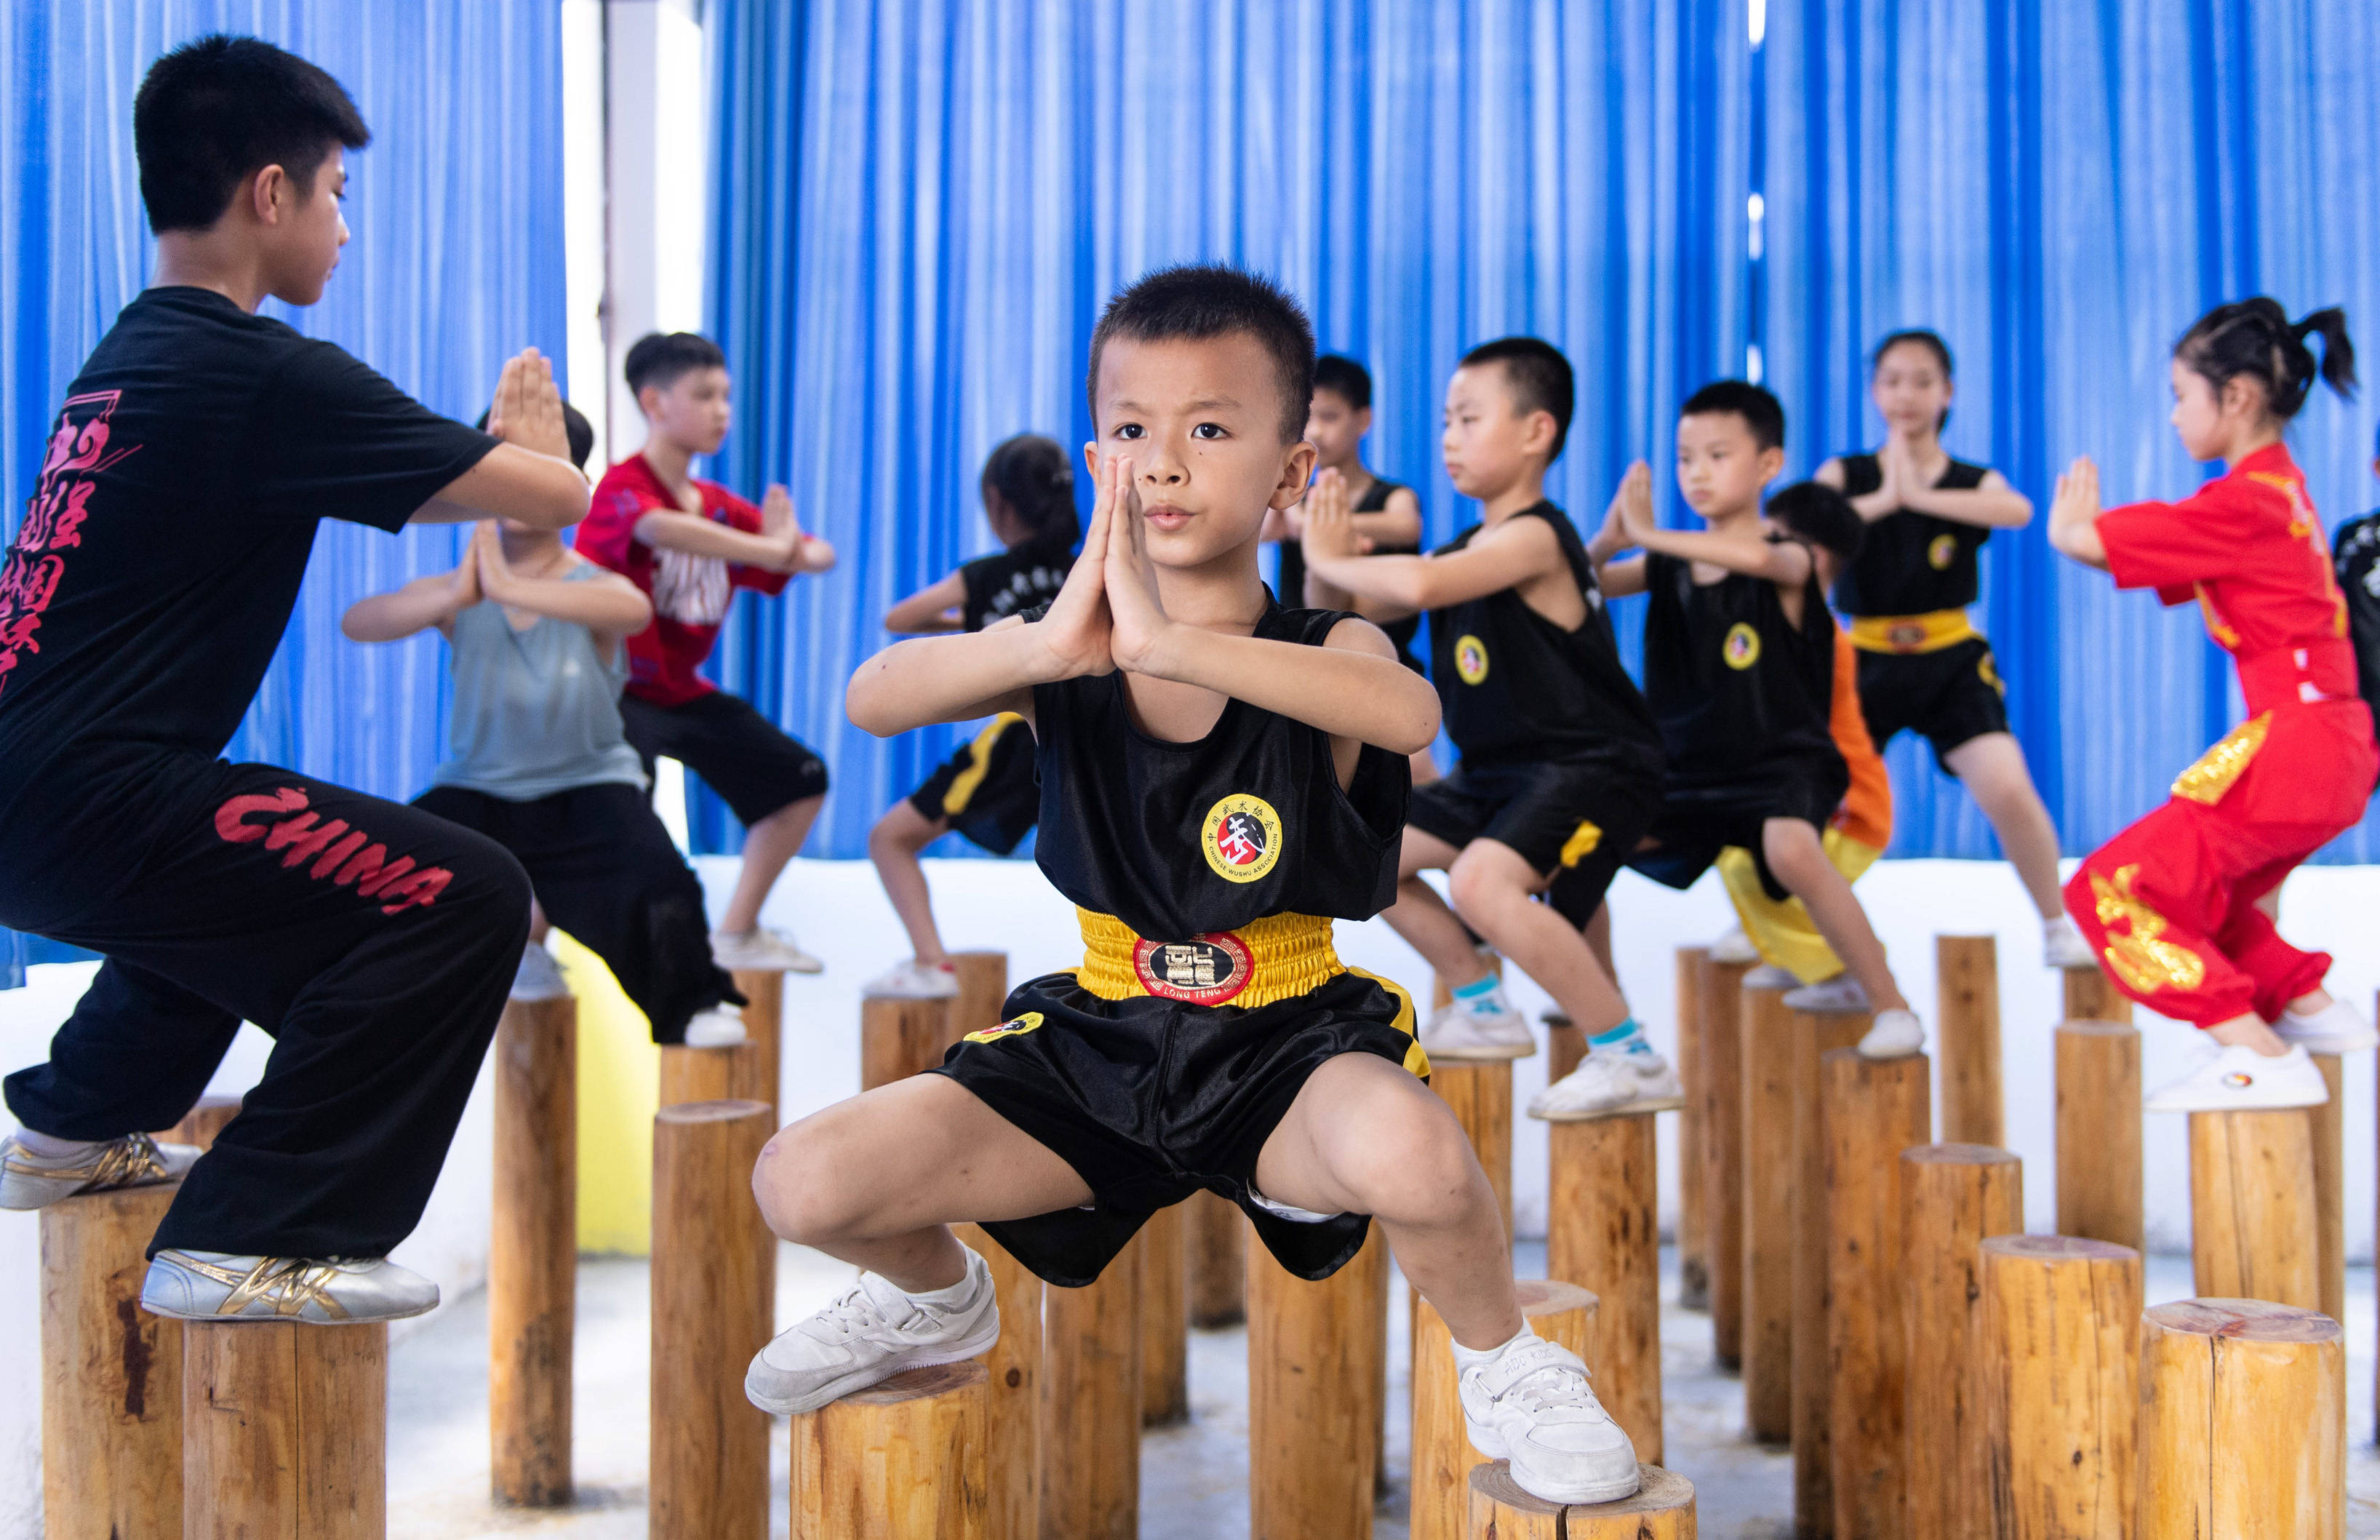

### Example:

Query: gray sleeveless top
xmin=430 ymin=563 xmax=647 ymax=799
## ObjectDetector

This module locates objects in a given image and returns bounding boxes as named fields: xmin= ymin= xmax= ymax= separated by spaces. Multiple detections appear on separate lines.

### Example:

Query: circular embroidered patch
xmin=965 ymin=1010 xmax=1045 ymax=1044
xmin=1722 ymin=621 xmax=1762 ymax=670
xmin=1453 ymin=634 xmax=1490 ymax=685
xmin=1202 ymin=794 xmax=1282 ymax=884
xmin=1928 ymin=532 xmax=1957 ymax=570
xmin=1133 ymin=932 xmax=1254 ymax=1005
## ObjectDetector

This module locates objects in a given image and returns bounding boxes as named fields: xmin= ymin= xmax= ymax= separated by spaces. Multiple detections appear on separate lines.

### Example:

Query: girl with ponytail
xmin=2048 ymin=300 xmax=2376 ymax=1112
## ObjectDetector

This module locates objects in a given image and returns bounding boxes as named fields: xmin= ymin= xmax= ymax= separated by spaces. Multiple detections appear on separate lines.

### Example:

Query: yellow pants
xmin=1714 ymin=829 xmax=1882 ymax=986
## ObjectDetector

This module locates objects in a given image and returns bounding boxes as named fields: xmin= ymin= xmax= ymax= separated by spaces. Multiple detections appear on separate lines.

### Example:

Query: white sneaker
xmin=1528 ymin=1051 xmax=1685 ymax=1119
xmin=0 ymin=1132 xmax=200 ymax=1210
xmin=711 ymin=926 xmax=825 ymax=974
xmin=511 ymin=941 xmax=570 ymax=1001
xmin=2145 ymin=1042 xmax=2329 ymax=1112
xmin=1458 ymin=1333 xmax=1640 ymax=1506
xmin=745 ymin=1248 xmax=1000 ymax=1415
xmin=1420 ymin=1001 xmax=1536 ymax=1061
xmin=1857 ymin=1008 xmax=1926 ymax=1060
xmin=2043 ymin=915 xmax=2096 ymax=970
xmin=1741 ymin=963 xmax=1797 ymax=989
xmin=141 ymin=1251 xmax=439 ymax=1324
xmin=2275 ymin=997 xmax=2380 ymax=1054
xmin=1709 ymin=925 xmax=1759 ymax=964
xmin=863 ymin=959 xmax=960 ymax=999
xmin=682 ymin=1008 xmax=748 ymax=1048
xmin=1785 ymin=973 xmax=1870 ymax=1013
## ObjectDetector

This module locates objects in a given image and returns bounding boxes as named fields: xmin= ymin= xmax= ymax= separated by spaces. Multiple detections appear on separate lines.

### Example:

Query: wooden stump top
xmin=2057 ymin=1019 xmax=2139 ymax=1037
xmin=1792 ymin=999 xmax=1872 ymax=1017
xmin=1467 ymin=1461 xmax=1694 ymax=1515
xmin=2145 ymin=1298 xmax=2340 ymax=1344
xmin=1512 ymin=1279 xmax=1598 ymax=1318
xmin=655 ymin=1098 xmax=772 ymax=1126
xmin=1978 ymin=1234 xmax=2140 ymax=1265
xmin=1428 ymin=1042 xmax=1537 ymax=1064
xmin=823 ymin=1359 xmax=987 ymax=1408
xmin=1533 ymin=1093 xmax=1687 ymax=1123
xmin=1903 ymin=1143 xmax=2021 ymax=1169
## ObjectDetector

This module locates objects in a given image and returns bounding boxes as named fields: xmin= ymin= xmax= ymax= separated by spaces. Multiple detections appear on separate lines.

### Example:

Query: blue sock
xmin=1451 ymin=973 xmax=1506 ymax=1013
xmin=1589 ymin=1018 xmax=1655 ymax=1056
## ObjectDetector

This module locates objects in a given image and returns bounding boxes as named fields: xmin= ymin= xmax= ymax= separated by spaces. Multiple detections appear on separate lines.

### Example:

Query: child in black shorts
xmin=1586 ymin=382 xmax=1924 ymax=1060
xmin=1303 ymin=339 xmax=1674 ymax=1119
xmin=745 ymin=267 xmax=1642 ymax=1507
xmin=0 ymin=37 xmax=587 ymax=1322
xmin=864 ymin=434 xmax=1076 ymax=1000
xmin=1813 ymin=330 xmax=2084 ymax=968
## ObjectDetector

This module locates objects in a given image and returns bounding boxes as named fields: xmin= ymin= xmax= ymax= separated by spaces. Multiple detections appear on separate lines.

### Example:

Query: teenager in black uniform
xmin=1588 ymin=381 xmax=1924 ymax=1060
xmin=1305 ymin=338 xmax=1675 ymax=1119
xmin=1813 ymin=330 xmax=2085 ymax=968
xmin=745 ymin=268 xmax=1641 ymax=1507
xmin=864 ymin=435 xmax=1077 ymax=1000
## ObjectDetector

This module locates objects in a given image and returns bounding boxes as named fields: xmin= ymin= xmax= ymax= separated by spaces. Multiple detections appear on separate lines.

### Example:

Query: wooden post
xmin=789 ymin=1361 xmax=989 ymax=1539
xmin=2063 ymin=963 xmax=2133 ymax=1024
xmin=1898 ymin=1145 xmax=2021 ymax=1540
xmin=1542 ymin=1108 xmax=1669 ymax=1463
xmin=2309 ymin=1051 xmax=2345 ymax=1325
xmin=729 ymin=968 xmax=782 ymax=1112
xmin=2055 ymin=1021 xmax=2144 ymax=1250
xmin=1042 ymin=1246 xmax=1139 ymax=1540
xmin=1821 ymin=1050 xmax=1931 ymax=1540
xmin=949 ymin=949 xmax=1010 ymax=1044
xmin=183 ymin=1322 xmax=386 ymax=1540
xmin=1979 ymin=1235 xmax=2141 ymax=1540
xmin=1138 ymin=1203 xmax=1187 ymax=1426
xmin=863 ymin=994 xmax=955 ymax=1090
xmin=659 ymin=1042 xmax=755 ymax=1107
xmin=1409 ymin=1280 xmax=1594 ymax=1540
xmin=1248 ymin=1224 xmax=1386 ymax=1540
xmin=1736 ymin=967 xmax=1794 ymax=1441
xmin=1936 ymin=935 xmax=2003 ymax=1146
xmin=2188 ymin=1107 xmax=2320 ymax=1309
xmin=1464 ymin=1463 xmax=1696 ymax=1539
xmin=1429 ymin=1055 xmax=1520 ymax=1242
xmin=1183 ymin=1189 xmax=1245 ymax=1328
xmin=651 ymin=1100 xmax=772 ymax=1540
xmin=155 ymin=1093 xmax=241 ymax=1151
xmin=1702 ymin=954 xmax=1749 ymax=1368
xmin=1541 ymin=1009 xmax=1586 ymax=1084
xmin=1791 ymin=1006 xmax=1869 ymax=1538
xmin=952 ymin=1226 xmax=1040 ymax=1540
xmin=2139 ymin=1298 xmax=2344 ymax=1540
xmin=41 ymin=1183 xmax=180 ymax=1540
xmin=490 ymin=994 xmax=576 ymax=1507
xmin=1673 ymin=946 xmax=1710 ymax=1312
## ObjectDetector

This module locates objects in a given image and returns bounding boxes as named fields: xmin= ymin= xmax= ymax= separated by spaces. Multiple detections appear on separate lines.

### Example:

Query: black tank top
xmin=1642 ymin=543 xmax=1837 ymax=785
xmin=1028 ymin=602 xmax=1407 ymax=940
xmin=1428 ymin=502 xmax=1661 ymax=770
xmin=2333 ymin=509 xmax=2380 ymax=715
xmin=1830 ymin=452 xmax=1992 ymax=615
xmin=959 ymin=540 xmax=1073 ymax=633
xmin=1279 ymin=478 xmax=1423 ymax=668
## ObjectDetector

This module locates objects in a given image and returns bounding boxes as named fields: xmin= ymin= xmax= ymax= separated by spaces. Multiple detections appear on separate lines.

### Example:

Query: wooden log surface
xmin=949 ymin=949 xmax=1010 ymax=1045
xmin=154 ymin=1093 xmax=241 ymax=1152
xmin=658 ymin=1041 xmax=755 ymax=1109
xmin=183 ymin=1321 xmax=388 ymax=1540
xmin=1138 ymin=1204 xmax=1188 ymax=1427
xmin=1737 ymin=968 xmax=1795 ymax=1441
xmin=1674 ymin=946 xmax=1709 ymax=1312
xmin=2062 ymin=964 xmax=2133 ymax=1024
xmin=952 ymin=1226 xmax=1041 ymax=1540
xmin=2056 ymin=1021 xmax=2144 ymax=1251
xmin=1183 ymin=1189 xmax=1246 ymax=1328
xmin=1981 ymin=1235 xmax=2141 ymax=1540
xmin=1042 ymin=1244 xmax=1140 ymax=1540
xmin=1248 ymin=1225 xmax=1386 ymax=1540
xmin=41 ymin=1182 xmax=181 ymax=1540
xmin=789 ymin=1360 xmax=988 ymax=1540
xmin=2188 ymin=1107 xmax=2320 ymax=1309
xmin=1899 ymin=1145 xmax=2021 ymax=1540
xmin=1410 ymin=1280 xmax=1594 ymax=1540
xmin=1430 ymin=1058 xmax=1517 ymax=1243
xmin=1702 ymin=955 xmax=1751 ymax=1369
xmin=730 ymin=968 xmax=782 ymax=1112
xmin=1936 ymin=935 xmax=2003 ymax=1146
xmin=2311 ymin=1051 xmax=2346 ymax=1325
xmin=490 ymin=994 xmax=576 ymax=1507
xmin=861 ymin=994 xmax=954 ymax=1091
xmin=1545 ymin=1111 xmax=1664 ymax=1464
xmin=1464 ymin=1462 xmax=1696 ymax=1539
xmin=2139 ymin=1298 xmax=2343 ymax=1540
xmin=1543 ymin=1010 xmax=1586 ymax=1085
xmin=1791 ymin=1008 xmax=1869 ymax=1538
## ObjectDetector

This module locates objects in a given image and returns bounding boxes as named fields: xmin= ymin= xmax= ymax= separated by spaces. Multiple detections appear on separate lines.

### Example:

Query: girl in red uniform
xmin=2049 ymin=298 xmax=2373 ymax=1112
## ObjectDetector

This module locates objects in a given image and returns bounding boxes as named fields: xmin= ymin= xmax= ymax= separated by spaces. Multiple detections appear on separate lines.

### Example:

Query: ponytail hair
xmin=2175 ymin=298 xmax=2357 ymax=422
xmin=981 ymin=434 xmax=1079 ymax=551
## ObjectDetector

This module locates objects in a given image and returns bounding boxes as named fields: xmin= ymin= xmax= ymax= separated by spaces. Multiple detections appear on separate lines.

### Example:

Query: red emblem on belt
xmin=1132 ymin=931 xmax=1254 ymax=1005
xmin=1888 ymin=621 xmax=1928 ymax=653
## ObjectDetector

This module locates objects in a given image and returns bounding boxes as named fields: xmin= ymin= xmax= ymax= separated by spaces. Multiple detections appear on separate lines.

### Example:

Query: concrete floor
xmin=387 ymin=1242 xmax=2380 ymax=1538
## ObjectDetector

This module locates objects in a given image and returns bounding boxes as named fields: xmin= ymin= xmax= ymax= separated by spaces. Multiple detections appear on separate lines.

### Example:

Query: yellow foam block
xmin=551 ymin=929 xmax=659 ymax=1255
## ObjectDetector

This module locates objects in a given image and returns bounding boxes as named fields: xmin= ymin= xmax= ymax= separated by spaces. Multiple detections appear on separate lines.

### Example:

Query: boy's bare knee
xmin=752 ymin=1124 xmax=871 ymax=1246
xmin=1760 ymin=819 xmax=1825 ymax=881
xmin=1342 ymin=1092 xmax=1482 ymax=1227
xmin=1447 ymin=854 xmax=1523 ymax=921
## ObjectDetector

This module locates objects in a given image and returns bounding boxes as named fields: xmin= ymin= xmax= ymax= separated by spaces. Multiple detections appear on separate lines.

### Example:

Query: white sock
xmin=1448 ymin=1324 xmax=1536 ymax=1373
xmin=14 ymin=1129 xmax=96 ymax=1158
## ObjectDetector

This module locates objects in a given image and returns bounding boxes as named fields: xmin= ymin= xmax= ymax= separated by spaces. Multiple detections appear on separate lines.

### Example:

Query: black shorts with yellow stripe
xmin=929 ymin=910 xmax=1425 ymax=1289
xmin=1852 ymin=633 xmax=2010 ymax=770
xmin=1407 ymin=755 xmax=1661 ymax=919
xmin=906 ymin=713 xmax=1039 ymax=855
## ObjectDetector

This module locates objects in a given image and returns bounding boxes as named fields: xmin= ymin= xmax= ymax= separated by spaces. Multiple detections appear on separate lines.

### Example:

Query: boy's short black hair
xmin=475 ymin=402 xmax=596 ymax=471
xmin=625 ymin=332 xmax=728 ymax=398
xmin=1680 ymin=379 xmax=1786 ymax=453
xmin=134 ymin=35 xmax=370 ymax=235
xmin=1764 ymin=481 xmax=1864 ymax=564
xmin=1459 ymin=338 xmax=1576 ymax=461
xmin=1312 ymin=354 xmax=1373 ymax=412
xmin=1087 ymin=266 xmax=1315 ymax=443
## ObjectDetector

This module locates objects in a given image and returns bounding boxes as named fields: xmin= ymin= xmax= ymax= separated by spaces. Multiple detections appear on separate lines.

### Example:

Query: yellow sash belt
xmin=1075 ymin=909 xmax=1343 ymax=1009
xmin=1846 ymin=609 xmax=1978 ymax=655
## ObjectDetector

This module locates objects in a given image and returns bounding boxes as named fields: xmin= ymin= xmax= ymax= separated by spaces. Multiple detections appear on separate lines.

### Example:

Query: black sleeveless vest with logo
xmin=1028 ymin=603 xmax=1407 ymax=941
xmin=1427 ymin=502 xmax=1661 ymax=770
xmin=1642 ymin=542 xmax=1837 ymax=786
xmin=1830 ymin=452 xmax=1992 ymax=615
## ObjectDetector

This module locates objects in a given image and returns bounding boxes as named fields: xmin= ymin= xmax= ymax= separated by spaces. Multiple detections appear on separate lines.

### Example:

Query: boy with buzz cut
xmin=0 ymin=35 xmax=589 ymax=1322
xmin=1302 ymin=337 xmax=1677 ymax=1120
xmin=1581 ymin=381 xmax=1924 ymax=1060
xmin=576 ymin=332 xmax=839 ymax=975
xmin=745 ymin=266 xmax=1642 ymax=1507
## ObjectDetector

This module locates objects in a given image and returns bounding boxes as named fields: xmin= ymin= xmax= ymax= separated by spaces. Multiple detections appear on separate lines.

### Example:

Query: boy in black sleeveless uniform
xmin=864 ymin=434 xmax=1076 ymax=1000
xmin=1304 ymin=338 xmax=1677 ymax=1120
xmin=1583 ymin=382 xmax=1925 ymax=1061
xmin=1813 ymin=330 xmax=2082 ymax=968
xmin=744 ymin=268 xmax=1642 ymax=1507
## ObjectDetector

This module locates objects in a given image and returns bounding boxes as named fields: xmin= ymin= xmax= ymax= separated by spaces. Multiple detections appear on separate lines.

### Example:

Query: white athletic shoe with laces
xmin=711 ymin=926 xmax=825 ymax=974
xmin=746 ymin=1248 xmax=1001 ymax=1415
xmin=2043 ymin=915 xmax=2096 ymax=970
xmin=2274 ymin=997 xmax=2380 ymax=1053
xmin=1458 ymin=1333 xmax=1640 ymax=1506
xmin=863 ymin=959 xmax=961 ymax=1000
xmin=2144 ymin=1042 xmax=2329 ymax=1113
xmin=1420 ymin=1001 xmax=1536 ymax=1060
xmin=1857 ymin=1009 xmax=1926 ymax=1060
xmin=1528 ymin=1051 xmax=1685 ymax=1120
xmin=682 ymin=1008 xmax=749 ymax=1048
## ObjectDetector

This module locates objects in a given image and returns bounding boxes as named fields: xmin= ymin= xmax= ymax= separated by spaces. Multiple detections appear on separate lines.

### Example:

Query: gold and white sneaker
xmin=140 ymin=1251 xmax=439 ymax=1324
xmin=0 ymin=1131 xmax=198 ymax=1210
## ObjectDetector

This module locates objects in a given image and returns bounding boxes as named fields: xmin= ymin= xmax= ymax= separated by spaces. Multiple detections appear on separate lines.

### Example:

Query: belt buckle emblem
xmin=1132 ymin=930 xmax=1253 ymax=1005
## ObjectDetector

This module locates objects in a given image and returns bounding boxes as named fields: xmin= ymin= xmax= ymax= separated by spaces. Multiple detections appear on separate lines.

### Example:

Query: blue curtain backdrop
xmin=1 ymin=1 xmax=569 ymax=975
xmin=703 ymin=0 xmax=1752 ymax=859
xmin=1760 ymin=0 xmax=2380 ymax=861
